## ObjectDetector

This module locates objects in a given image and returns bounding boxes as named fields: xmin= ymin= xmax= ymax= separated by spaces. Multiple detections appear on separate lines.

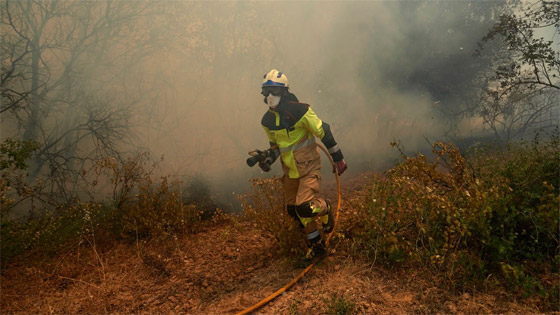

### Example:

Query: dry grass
xmin=1 ymin=217 xmax=547 ymax=314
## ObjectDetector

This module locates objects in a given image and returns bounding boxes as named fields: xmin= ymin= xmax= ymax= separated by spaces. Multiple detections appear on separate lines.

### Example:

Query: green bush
xmin=342 ymin=134 xmax=559 ymax=303
xmin=474 ymin=136 xmax=560 ymax=264
xmin=0 ymin=138 xmax=40 ymax=170
xmin=325 ymin=293 xmax=358 ymax=315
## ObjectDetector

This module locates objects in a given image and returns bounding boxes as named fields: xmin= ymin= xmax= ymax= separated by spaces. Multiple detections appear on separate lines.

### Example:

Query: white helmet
xmin=262 ymin=69 xmax=289 ymax=87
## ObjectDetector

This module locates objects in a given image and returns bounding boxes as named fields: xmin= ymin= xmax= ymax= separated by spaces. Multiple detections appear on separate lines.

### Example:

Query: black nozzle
xmin=247 ymin=155 xmax=263 ymax=167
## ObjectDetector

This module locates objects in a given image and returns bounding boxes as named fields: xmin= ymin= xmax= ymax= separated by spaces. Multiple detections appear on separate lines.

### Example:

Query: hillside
xmin=1 ymin=173 xmax=546 ymax=314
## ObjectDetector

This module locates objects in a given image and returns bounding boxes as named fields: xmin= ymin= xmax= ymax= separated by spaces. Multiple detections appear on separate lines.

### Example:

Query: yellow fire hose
xmin=236 ymin=143 xmax=342 ymax=315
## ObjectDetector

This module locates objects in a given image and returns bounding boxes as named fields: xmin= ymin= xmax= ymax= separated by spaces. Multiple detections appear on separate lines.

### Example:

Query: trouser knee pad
xmin=287 ymin=205 xmax=304 ymax=228
xmin=295 ymin=202 xmax=317 ymax=231
xmin=295 ymin=202 xmax=315 ymax=219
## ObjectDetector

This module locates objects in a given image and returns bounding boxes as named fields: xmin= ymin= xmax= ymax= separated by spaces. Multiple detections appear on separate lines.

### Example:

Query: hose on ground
xmin=236 ymin=142 xmax=342 ymax=315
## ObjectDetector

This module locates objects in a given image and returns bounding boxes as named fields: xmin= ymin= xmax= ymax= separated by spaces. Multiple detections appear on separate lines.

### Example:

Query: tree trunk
xmin=22 ymin=37 xmax=41 ymax=142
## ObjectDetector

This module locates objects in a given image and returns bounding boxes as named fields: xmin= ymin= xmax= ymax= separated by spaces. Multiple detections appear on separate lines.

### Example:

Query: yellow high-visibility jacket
xmin=261 ymin=93 xmax=343 ymax=179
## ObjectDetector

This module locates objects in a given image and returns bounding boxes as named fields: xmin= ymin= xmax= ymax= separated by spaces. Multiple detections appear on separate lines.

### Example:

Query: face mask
xmin=267 ymin=95 xmax=281 ymax=108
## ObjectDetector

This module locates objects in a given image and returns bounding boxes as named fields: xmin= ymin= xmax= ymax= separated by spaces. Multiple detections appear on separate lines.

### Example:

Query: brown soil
xmin=0 ymin=173 xmax=548 ymax=314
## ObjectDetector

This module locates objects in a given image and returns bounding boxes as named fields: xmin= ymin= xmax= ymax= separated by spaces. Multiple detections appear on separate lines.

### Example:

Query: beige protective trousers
xmin=282 ymin=145 xmax=328 ymax=234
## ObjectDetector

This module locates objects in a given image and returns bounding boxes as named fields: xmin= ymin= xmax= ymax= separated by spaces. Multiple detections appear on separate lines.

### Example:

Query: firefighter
xmin=257 ymin=69 xmax=348 ymax=260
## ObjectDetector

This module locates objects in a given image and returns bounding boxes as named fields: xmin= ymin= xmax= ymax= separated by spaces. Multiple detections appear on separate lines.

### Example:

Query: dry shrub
xmin=97 ymin=154 xmax=211 ymax=239
xmin=182 ymin=175 xmax=222 ymax=220
xmin=239 ymin=177 xmax=305 ymax=257
xmin=341 ymin=136 xmax=559 ymax=307
xmin=1 ymin=201 xmax=103 ymax=264
xmin=1 ymin=153 xmax=218 ymax=264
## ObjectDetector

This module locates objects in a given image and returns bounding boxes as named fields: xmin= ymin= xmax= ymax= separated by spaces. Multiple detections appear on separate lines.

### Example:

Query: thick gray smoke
xmin=2 ymin=0 xmax=519 ymax=210
xmin=136 ymin=1 xmax=507 ymax=207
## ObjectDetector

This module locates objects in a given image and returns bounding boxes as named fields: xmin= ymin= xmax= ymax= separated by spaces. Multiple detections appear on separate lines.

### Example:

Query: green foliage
xmin=342 ymin=135 xmax=559 ymax=304
xmin=239 ymin=177 xmax=305 ymax=258
xmin=475 ymin=1 xmax=559 ymax=142
xmin=471 ymin=133 xmax=560 ymax=264
xmin=288 ymin=298 xmax=301 ymax=315
xmin=0 ymin=138 xmax=40 ymax=170
xmin=324 ymin=293 xmax=357 ymax=315
xmin=478 ymin=0 xmax=559 ymax=92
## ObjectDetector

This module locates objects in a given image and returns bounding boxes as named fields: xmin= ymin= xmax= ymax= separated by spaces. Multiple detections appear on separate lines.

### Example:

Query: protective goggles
xmin=261 ymin=86 xmax=285 ymax=97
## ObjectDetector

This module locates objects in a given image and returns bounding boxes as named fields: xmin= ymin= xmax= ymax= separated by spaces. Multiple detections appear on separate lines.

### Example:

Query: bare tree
xmin=480 ymin=87 xmax=559 ymax=141
xmin=0 ymin=28 xmax=33 ymax=114
xmin=476 ymin=0 xmax=559 ymax=140
xmin=1 ymin=0 xmax=169 ymax=203
xmin=478 ymin=0 xmax=559 ymax=94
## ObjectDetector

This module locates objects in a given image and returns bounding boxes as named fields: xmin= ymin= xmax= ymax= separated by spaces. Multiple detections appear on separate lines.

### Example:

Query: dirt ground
xmin=0 ymin=174 xmax=550 ymax=314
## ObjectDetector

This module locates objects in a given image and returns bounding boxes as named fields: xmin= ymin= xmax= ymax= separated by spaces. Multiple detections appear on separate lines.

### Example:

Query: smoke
xmin=139 ymin=1 xmax=489 ymax=203
xmin=1 ymin=1 xmax=508 ymax=210
xmin=127 ymin=1 xmax=515 ymax=209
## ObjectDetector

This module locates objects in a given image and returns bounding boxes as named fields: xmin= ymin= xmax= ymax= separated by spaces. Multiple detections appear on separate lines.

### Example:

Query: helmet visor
xmin=262 ymin=86 xmax=285 ymax=97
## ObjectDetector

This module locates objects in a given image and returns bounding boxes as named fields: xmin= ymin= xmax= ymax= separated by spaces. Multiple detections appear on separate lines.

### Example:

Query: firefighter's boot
xmin=305 ymin=229 xmax=327 ymax=262
xmin=305 ymin=239 xmax=326 ymax=262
